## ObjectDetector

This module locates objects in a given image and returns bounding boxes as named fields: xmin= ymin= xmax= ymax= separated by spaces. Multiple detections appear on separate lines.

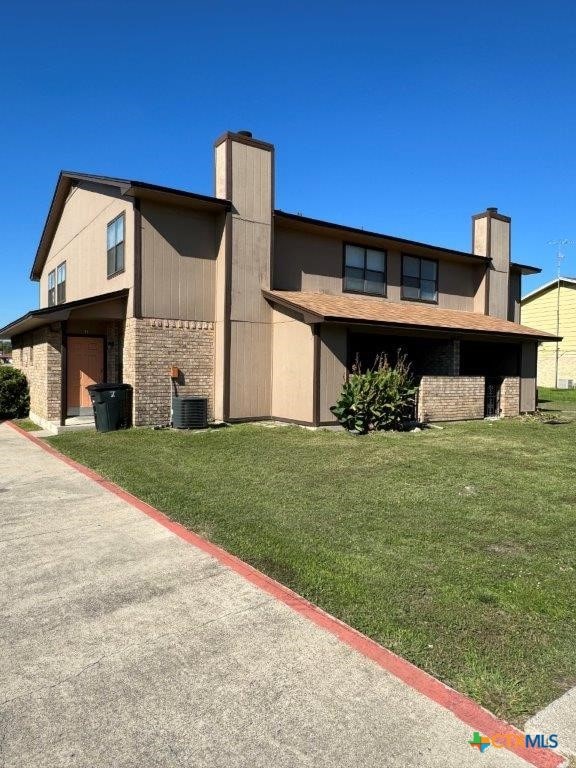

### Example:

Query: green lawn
xmin=538 ymin=386 xmax=576 ymax=407
xmin=12 ymin=418 xmax=42 ymax=431
xmin=46 ymin=395 xmax=576 ymax=726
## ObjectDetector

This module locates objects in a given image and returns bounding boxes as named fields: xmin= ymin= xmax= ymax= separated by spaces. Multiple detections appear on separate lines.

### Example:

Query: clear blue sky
xmin=1 ymin=0 xmax=575 ymax=328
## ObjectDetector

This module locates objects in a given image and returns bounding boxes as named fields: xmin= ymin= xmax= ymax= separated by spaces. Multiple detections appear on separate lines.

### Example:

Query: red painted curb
xmin=5 ymin=421 xmax=566 ymax=768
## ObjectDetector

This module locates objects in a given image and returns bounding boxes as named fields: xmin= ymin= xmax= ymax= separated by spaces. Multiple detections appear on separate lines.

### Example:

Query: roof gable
xmin=521 ymin=277 xmax=576 ymax=303
xmin=30 ymin=172 xmax=230 ymax=281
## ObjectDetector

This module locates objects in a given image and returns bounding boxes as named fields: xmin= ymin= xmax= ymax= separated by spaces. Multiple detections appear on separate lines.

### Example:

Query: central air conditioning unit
xmin=557 ymin=379 xmax=574 ymax=390
xmin=172 ymin=396 xmax=208 ymax=429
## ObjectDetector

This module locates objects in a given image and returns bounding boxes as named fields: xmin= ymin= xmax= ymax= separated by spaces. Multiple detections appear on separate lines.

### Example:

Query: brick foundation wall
xmin=124 ymin=317 xmax=214 ymax=426
xmin=418 ymin=376 xmax=484 ymax=422
xmin=12 ymin=325 xmax=62 ymax=421
xmin=501 ymin=376 xmax=520 ymax=417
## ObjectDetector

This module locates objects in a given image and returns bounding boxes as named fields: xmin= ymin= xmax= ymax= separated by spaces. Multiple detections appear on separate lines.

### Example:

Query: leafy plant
xmin=0 ymin=366 xmax=30 ymax=419
xmin=330 ymin=352 xmax=417 ymax=433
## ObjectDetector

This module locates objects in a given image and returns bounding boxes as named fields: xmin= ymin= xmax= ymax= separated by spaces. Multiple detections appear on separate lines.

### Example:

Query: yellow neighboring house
xmin=521 ymin=277 xmax=576 ymax=388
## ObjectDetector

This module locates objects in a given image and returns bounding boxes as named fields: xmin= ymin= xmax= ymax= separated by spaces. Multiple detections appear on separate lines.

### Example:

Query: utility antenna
xmin=547 ymin=239 xmax=575 ymax=388
xmin=548 ymin=238 xmax=575 ymax=277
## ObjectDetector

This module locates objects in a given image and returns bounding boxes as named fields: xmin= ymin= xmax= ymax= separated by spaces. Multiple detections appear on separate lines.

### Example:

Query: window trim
xmin=342 ymin=242 xmax=387 ymax=298
xmin=401 ymin=254 xmax=439 ymax=304
xmin=47 ymin=269 xmax=56 ymax=307
xmin=56 ymin=261 xmax=66 ymax=304
xmin=107 ymin=213 xmax=126 ymax=278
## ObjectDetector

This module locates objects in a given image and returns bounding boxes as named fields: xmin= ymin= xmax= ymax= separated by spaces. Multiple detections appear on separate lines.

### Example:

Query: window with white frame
xmin=48 ymin=269 xmax=56 ymax=306
xmin=56 ymin=262 xmax=66 ymax=304
xmin=107 ymin=214 xmax=125 ymax=276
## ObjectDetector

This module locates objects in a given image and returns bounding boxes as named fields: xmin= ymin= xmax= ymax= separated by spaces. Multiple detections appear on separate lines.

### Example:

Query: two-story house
xmin=0 ymin=130 xmax=556 ymax=431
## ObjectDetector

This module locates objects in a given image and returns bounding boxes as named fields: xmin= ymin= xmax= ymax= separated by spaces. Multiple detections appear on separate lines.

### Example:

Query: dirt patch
xmin=486 ymin=541 xmax=526 ymax=556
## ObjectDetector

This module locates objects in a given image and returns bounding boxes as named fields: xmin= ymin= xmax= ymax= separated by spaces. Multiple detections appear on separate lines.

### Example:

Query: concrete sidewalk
xmin=0 ymin=423 xmax=550 ymax=767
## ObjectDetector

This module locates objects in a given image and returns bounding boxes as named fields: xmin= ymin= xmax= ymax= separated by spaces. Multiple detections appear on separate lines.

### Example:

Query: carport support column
xmin=60 ymin=322 xmax=67 ymax=426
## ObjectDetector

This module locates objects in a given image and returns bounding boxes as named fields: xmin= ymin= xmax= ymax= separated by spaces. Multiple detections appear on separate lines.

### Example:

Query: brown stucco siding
xmin=123 ymin=317 xmax=214 ymax=426
xmin=11 ymin=326 xmax=62 ymax=421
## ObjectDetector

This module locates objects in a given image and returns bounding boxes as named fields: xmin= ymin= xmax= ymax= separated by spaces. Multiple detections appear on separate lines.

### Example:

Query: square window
xmin=344 ymin=245 xmax=387 ymax=295
xmin=402 ymin=255 xmax=438 ymax=302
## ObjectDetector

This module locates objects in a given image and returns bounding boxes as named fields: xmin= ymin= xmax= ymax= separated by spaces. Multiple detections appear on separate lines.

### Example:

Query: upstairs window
xmin=47 ymin=270 xmax=56 ymax=307
xmin=56 ymin=262 xmax=66 ymax=304
xmin=402 ymin=255 xmax=438 ymax=302
xmin=344 ymin=245 xmax=386 ymax=296
xmin=107 ymin=214 xmax=125 ymax=277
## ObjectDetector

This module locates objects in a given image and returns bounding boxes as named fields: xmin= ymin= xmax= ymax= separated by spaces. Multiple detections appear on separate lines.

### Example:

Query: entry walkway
xmin=0 ymin=424 xmax=562 ymax=767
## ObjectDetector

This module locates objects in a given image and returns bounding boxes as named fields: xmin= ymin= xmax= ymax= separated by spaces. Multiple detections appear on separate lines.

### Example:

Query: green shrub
xmin=330 ymin=353 xmax=417 ymax=434
xmin=0 ymin=367 xmax=30 ymax=419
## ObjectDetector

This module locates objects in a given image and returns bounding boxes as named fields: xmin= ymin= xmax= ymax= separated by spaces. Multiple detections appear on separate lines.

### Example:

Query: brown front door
xmin=67 ymin=337 xmax=105 ymax=415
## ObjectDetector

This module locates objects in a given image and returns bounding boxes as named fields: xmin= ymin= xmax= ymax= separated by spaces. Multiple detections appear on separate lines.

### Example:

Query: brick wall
xmin=12 ymin=325 xmax=62 ymax=421
xmin=124 ymin=317 xmax=214 ymax=426
xmin=418 ymin=376 xmax=484 ymax=422
xmin=501 ymin=376 xmax=520 ymax=417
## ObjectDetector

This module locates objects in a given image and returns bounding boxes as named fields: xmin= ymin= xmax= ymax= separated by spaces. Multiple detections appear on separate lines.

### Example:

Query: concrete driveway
xmin=0 ymin=423 xmax=558 ymax=767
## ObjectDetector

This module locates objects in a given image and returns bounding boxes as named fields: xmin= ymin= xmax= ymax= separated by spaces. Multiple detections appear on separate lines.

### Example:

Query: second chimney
xmin=472 ymin=207 xmax=511 ymax=320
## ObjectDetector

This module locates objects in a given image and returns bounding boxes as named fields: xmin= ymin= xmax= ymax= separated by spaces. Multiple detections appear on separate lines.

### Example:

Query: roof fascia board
xmin=510 ymin=262 xmax=541 ymax=275
xmin=0 ymin=289 xmax=129 ymax=337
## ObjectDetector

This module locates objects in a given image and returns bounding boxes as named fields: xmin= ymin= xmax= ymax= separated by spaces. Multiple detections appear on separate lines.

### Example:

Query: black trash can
xmin=87 ymin=383 xmax=133 ymax=432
